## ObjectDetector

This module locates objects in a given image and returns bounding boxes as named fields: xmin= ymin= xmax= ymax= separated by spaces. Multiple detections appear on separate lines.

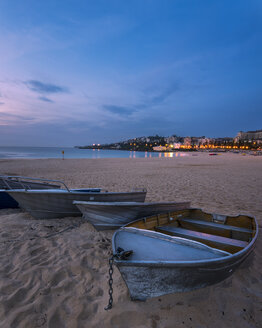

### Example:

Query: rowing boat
xmin=74 ymin=201 xmax=190 ymax=230
xmin=112 ymin=208 xmax=258 ymax=301
xmin=0 ymin=176 xmax=60 ymax=209
xmin=7 ymin=179 xmax=147 ymax=219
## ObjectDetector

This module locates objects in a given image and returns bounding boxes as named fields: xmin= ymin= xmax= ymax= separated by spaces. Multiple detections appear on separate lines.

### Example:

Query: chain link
xmin=104 ymin=256 xmax=114 ymax=310
xmin=104 ymin=248 xmax=133 ymax=311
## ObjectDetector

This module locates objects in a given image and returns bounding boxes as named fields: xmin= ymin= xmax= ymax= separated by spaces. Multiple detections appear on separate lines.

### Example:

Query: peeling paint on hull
xmin=117 ymin=255 xmax=247 ymax=301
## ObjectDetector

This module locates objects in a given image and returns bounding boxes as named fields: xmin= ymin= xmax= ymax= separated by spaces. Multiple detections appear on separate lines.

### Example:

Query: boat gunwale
xmin=112 ymin=244 xmax=256 ymax=267
xmin=73 ymin=201 xmax=190 ymax=206
xmin=6 ymin=189 xmax=147 ymax=195
xmin=112 ymin=209 xmax=258 ymax=267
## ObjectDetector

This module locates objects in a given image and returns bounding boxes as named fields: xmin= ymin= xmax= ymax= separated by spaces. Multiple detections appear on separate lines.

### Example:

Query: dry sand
xmin=0 ymin=152 xmax=261 ymax=328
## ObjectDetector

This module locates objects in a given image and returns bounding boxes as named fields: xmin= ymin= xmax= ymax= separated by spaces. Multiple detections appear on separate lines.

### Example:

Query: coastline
xmin=0 ymin=147 xmax=191 ymax=160
xmin=0 ymin=153 xmax=261 ymax=327
xmin=1 ymin=146 xmax=261 ymax=160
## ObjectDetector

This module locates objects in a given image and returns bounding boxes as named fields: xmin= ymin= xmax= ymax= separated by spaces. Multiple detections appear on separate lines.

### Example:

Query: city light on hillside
xmin=81 ymin=130 xmax=262 ymax=153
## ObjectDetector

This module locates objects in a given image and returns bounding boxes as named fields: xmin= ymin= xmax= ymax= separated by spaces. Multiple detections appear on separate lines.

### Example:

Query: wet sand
xmin=0 ymin=153 xmax=261 ymax=327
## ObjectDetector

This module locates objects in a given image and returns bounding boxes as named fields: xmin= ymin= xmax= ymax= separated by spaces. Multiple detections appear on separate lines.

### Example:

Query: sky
xmin=0 ymin=0 xmax=261 ymax=146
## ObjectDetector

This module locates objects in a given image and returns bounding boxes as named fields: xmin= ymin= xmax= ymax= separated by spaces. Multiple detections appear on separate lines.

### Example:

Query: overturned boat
xmin=0 ymin=176 xmax=60 ymax=209
xmin=112 ymin=208 xmax=258 ymax=301
xmin=74 ymin=201 xmax=190 ymax=230
xmin=7 ymin=179 xmax=147 ymax=219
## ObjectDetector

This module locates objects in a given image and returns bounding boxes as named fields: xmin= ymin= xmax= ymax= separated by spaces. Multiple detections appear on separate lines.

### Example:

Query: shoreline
xmin=1 ymin=146 xmax=261 ymax=161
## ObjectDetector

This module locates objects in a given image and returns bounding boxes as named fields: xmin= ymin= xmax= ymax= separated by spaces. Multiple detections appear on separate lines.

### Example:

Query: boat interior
xmin=126 ymin=209 xmax=256 ymax=254
xmin=0 ymin=178 xmax=60 ymax=190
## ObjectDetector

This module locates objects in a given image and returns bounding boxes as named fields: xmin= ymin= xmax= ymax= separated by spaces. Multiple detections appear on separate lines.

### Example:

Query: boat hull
xmin=0 ymin=192 xmax=19 ymax=209
xmin=7 ymin=190 xmax=147 ymax=219
xmin=112 ymin=210 xmax=258 ymax=301
xmin=116 ymin=249 xmax=253 ymax=301
xmin=74 ymin=201 xmax=190 ymax=230
xmin=0 ymin=177 xmax=60 ymax=209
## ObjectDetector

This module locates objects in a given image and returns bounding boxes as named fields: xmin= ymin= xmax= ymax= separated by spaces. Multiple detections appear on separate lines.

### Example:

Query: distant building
xmin=173 ymin=143 xmax=182 ymax=149
xmin=192 ymin=136 xmax=206 ymax=146
xmin=165 ymin=136 xmax=179 ymax=143
xmin=198 ymin=137 xmax=210 ymax=145
xmin=153 ymin=146 xmax=167 ymax=151
xmin=183 ymin=137 xmax=192 ymax=146
xmin=234 ymin=130 xmax=262 ymax=142
xmin=214 ymin=137 xmax=233 ymax=143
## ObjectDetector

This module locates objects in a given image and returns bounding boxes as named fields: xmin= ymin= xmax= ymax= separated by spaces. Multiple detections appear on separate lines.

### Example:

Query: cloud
xmin=150 ymin=82 xmax=180 ymax=105
xmin=38 ymin=96 xmax=54 ymax=103
xmin=103 ymin=105 xmax=135 ymax=116
xmin=0 ymin=102 xmax=4 ymax=105
xmin=25 ymin=80 xmax=68 ymax=94
xmin=102 ymin=81 xmax=180 ymax=119
xmin=0 ymin=111 xmax=35 ymax=126
xmin=0 ymin=112 xmax=34 ymax=120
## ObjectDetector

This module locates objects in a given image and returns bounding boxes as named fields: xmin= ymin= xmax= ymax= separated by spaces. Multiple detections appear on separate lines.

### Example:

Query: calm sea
xmin=0 ymin=147 xmax=188 ymax=159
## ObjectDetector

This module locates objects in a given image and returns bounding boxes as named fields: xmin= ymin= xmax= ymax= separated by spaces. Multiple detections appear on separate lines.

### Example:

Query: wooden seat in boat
xmin=177 ymin=218 xmax=252 ymax=241
xmin=179 ymin=218 xmax=252 ymax=234
xmin=156 ymin=226 xmax=248 ymax=253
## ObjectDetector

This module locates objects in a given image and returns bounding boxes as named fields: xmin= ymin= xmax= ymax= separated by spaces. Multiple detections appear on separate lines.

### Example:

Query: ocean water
xmin=0 ymin=147 xmax=188 ymax=159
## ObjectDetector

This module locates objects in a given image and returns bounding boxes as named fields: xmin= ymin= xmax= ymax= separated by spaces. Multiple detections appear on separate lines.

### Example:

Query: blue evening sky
xmin=0 ymin=0 xmax=261 ymax=146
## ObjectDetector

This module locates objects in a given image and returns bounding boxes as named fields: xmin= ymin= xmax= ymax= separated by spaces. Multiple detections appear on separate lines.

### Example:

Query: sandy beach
xmin=0 ymin=153 xmax=261 ymax=328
